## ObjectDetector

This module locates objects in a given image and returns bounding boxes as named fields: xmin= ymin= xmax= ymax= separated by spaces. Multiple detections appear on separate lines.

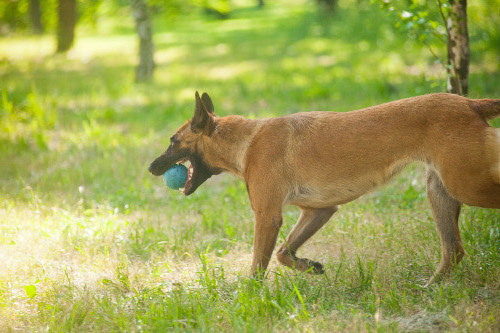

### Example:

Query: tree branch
xmin=423 ymin=41 xmax=443 ymax=65
xmin=436 ymin=0 xmax=451 ymax=41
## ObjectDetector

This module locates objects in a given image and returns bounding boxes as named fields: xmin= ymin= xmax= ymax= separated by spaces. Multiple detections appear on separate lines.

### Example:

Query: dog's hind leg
xmin=425 ymin=168 xmax=465 ymax=287
xmin=276 ymin=206 xmax=338 ymax=274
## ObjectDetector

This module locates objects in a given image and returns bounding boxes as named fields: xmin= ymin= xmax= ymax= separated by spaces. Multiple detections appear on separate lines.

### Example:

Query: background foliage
xmin=0 ymin=0 xmax=499 ymax=331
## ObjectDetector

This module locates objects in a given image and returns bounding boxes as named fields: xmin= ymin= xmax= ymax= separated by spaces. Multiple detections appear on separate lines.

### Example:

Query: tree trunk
xmin=29 ymin=0 xmax=44 ymax=34
xmin=56 ymin=0 xmax=77 ymax=53
xmin=131 ymin=0 xmax=155 ymax=82
xmin=446 ymin=0 xmax=469 ymax=96
xmin=316 ymin=0 xmax=338 ymax=13
xmin=258 ymin=0 xmax=264 ymax=7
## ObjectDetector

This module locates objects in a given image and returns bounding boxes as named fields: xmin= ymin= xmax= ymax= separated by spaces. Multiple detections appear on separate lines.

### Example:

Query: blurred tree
xmin=131 ymin=0 xmax=155 ymax=82
xmin=56 ymin=0 xmax=77 ymax=53
xmin=29 ymin=0 xmax=44 ymax=34
xmin=373 ymin=0 xmax=469 ymax=96
xmin=316 ymin=0 xmax=338 ymax=13
xmin=442 ymin=0 xmax=469 ymax=95
xmin=258 ymin=0 xmax=264 ymax=7
xmin=203 ymin=0 xmax=231 ymax=19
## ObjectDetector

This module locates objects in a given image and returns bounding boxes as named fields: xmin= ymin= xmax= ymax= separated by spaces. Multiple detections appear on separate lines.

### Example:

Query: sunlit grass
xmin=0 ymin=1 xmax=499 ymax=331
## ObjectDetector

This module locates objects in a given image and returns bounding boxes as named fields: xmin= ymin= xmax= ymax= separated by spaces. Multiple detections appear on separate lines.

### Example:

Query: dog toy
xmin=163 ymin=164 xmax=188 ymax=190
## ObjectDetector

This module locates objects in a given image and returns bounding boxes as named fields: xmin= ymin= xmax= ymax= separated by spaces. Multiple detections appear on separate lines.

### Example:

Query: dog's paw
xmin=291 ymin=257 xmax=325 ymax=274
xmin=308 ymin=260 xmax=324 ymax=275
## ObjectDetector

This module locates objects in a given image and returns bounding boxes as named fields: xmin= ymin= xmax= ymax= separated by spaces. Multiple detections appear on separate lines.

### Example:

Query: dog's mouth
xmin=149 ymin=154 xmax=214 ymax=196
xmin=177 ymin=158 xmax=195 ymax=195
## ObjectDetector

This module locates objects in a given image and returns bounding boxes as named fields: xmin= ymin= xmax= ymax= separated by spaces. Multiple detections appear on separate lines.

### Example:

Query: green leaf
xmin=23 ymin=285 xmax=37 ymax=299
xmin=418 ymin=11 xmax=429 ymax=18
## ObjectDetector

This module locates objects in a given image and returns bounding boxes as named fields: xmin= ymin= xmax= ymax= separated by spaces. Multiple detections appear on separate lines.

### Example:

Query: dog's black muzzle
xmin=148 ymin=148 xmax=183 ymax=176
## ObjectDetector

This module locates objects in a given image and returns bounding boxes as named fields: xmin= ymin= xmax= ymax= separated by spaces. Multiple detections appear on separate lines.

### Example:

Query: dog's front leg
xmin=245 ymin=159 xmax=288 ymax=278
xmin=251 ymin=210 xmax=283 ymax=278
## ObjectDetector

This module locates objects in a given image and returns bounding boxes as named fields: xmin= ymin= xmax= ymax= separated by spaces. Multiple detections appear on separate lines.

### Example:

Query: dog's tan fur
xmin=149 ymin=92 xmax=500 ymax=285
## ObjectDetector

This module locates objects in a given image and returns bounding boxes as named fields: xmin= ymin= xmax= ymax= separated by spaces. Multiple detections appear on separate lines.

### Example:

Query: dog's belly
xmin=288 ymin=184 xmax=364 ymax=208
xmin=287 ymin=162 xmax=408 ymax=208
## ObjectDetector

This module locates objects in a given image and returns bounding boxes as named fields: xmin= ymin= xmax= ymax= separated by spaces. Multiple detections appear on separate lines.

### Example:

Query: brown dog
xmin=149 ymin=91 xmax=500 ymax=285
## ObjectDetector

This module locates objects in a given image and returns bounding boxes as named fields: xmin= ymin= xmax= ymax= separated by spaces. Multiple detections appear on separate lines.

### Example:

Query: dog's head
xmin=148 ymin=91 xmax=222 ymax=195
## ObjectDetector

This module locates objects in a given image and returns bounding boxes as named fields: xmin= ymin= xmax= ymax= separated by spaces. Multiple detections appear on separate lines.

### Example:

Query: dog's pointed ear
xmin=192 ymin=91 xmax=215 ymax=134
xmin=201 ymin=92 xmax=215 ymax=115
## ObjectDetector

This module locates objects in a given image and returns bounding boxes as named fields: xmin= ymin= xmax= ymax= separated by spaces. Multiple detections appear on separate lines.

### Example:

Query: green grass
xmin=1 ymin=1 xmax=499 ymax=331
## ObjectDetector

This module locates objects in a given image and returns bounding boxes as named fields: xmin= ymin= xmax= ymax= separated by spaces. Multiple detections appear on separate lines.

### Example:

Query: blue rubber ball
xmin=163 ymin=164 xmax=188 ymax=190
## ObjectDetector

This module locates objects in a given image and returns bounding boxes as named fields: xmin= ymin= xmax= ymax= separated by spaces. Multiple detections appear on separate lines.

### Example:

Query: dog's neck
xmin=202 ymin=116 xmax=263 ymax=179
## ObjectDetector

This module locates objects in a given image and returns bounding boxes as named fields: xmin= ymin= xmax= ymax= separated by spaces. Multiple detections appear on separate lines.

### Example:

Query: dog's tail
xmin=469 ymin=98 xmax=500 ymax=121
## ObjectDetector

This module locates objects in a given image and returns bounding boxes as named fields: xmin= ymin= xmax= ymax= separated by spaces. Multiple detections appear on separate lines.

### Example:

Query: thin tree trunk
xmin=131 ymin=0 xmax=155 ymax=82
xmin=29 ymin=0 xmax=44 ymax=34
xmin=258 ymin=0 xmax=264 ymax=7
xmin=446 ymin=0 xmax=469 ymax=96
xmin=56 ymin=0 xmax=77 ymax=53
xmin=316 ymin=0 xmax=338 ymax=12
